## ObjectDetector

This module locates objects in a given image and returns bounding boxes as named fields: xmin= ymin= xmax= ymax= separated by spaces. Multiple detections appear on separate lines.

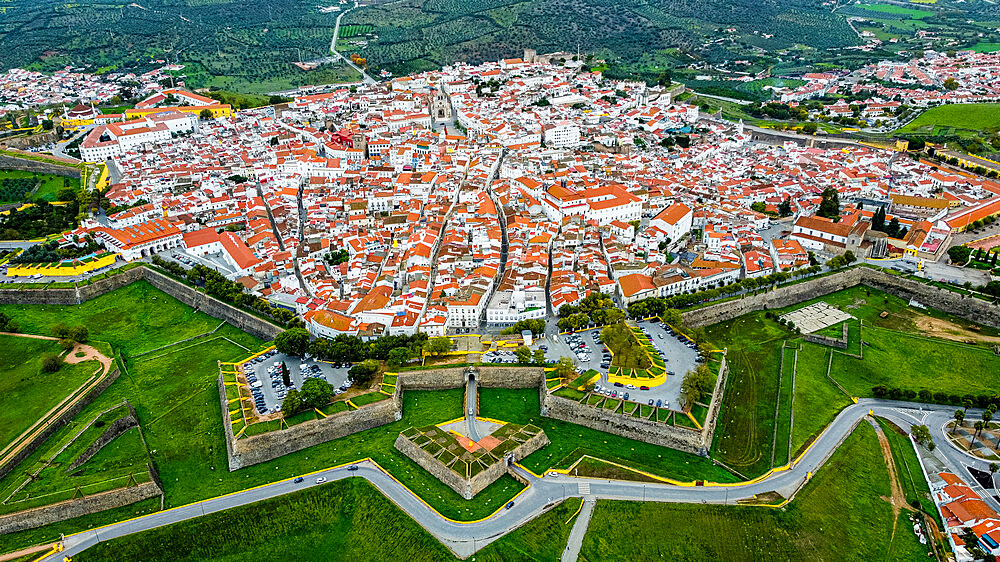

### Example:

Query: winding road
xmin=42 ymin=399 xmax=988 ymax=560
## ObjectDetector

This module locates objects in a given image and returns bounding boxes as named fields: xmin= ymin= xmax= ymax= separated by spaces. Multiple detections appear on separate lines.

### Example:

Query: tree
xmin=943 ymin=77 xmax=959 ymax=91
xmin=348 ymin=359 xmax=379 ymax=387
xmin=275 ymin=328 xmax=310 ymax=356
xmin=778 ymin=197 xmax=792 ymax=217
xmin=801 ymin=122 xmax=818 ymax=135
xmin=954 ymin=409 xmax=965 ymax=433
xmin=387 ymin=346 xmax=412 ymax=367
xmin=281 ymin=362 xmax=291 ymax=387
xmin=423 ymin=336 xmax=453 ymax=355
xmin=59 ymin=338 xmax=75 ymax=351
xmin=299 ymin=377 xmax=334 ymax=409
xmin=751 ymin=201 xmax=767 ymax=214
xmin=555 ymin=357 xmax=575 ymax=381
xmin=514 ymin=345 xmax=532 ymax=364
xmin=69 ymin=325 xmax=88 ymax=343
xmin=281 ymin=389 xmax=303 ymax=414
xmin=911 ymin=424 xmax=933 ymax=448
xmin=974 ymin=421 xmax=986 ymax=446
xmin=199 ymin=109 xmax=214 ymax=120
xmin=817 ymin=187 xmax=841 ymax=219
xmin=679 ymin=364 xmax=714 ymax=409
xmin=41 ymin=354 xmax=62 ymax=373
xmin=532 ymin=348 xmax=545 ymax=365
xmin=52 ymin=322 xmax=71 ymax=338
xmin=991 ymin=463 xmax=999 ymax=482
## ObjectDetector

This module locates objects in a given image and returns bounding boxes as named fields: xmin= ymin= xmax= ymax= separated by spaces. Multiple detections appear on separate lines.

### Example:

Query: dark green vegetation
xmin=709 ymin=285 xmax=1000 ymax=477
xmin=581 ymin=422 xmax=931 ymax=561
xmin=0 ymin=334 xmax=101 ymax=451
xmin=73 ymin=478 xmax=584 ymax=562
xmin=0 ymin=0 xmax=358 ymax=93
xmin=601 ymin=323 xmax=651 ymax=370
xmin=0 ymin=200 xmax=80 ymax=240
xmin=0 ymin=170 xmax=78 ymax=203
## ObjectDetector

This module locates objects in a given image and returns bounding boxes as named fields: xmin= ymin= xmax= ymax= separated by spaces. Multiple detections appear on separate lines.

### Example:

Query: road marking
xmin=578 ymin=482 xmax=590 ymax=495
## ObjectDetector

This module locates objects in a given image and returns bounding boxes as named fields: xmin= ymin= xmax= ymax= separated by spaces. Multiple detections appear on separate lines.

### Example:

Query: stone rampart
xmin=0 ymin=480 xmax=161 ymax=535
xmin=68 ymin=408 xmax=139 ymax=471
xmin=142 ymin=269 xmax=282 ymax=340
xmin=0 ymin=266 xmax=281 ymax=340
xmin=683 ymin=268 xmax=865 ymax=328
xmin=396 ymin=368 xmax=467 ymax=390
xmin=860 ymin=269 xmax=1000 ymax=328
xmin=477 ymin=366 xmax=545 ymax=388
xmin=543 ymin=394 xmax=702 ymax=453
xmin=699 ymin=355 xmax=729 ymax=453
xmin=0 ymin=367 xmax=121 ymax=482
xmin=0 ymin=154 xmax=80 ymax=177
xmin=394 ymin=429 xmax=549 ymax=499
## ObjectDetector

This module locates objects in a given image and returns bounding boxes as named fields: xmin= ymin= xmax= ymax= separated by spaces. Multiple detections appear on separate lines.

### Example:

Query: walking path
xmin=0 ymin=333 xmax=113 ymax=471
xmin=561 ymin=498 xmax=594 ymax=562
xmin=40 ymin=399 xmax=978 ymax=561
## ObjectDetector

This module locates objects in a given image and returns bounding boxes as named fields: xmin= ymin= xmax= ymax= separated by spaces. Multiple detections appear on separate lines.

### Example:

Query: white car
xmin=316 ymin=477 xmax=327 ymax=484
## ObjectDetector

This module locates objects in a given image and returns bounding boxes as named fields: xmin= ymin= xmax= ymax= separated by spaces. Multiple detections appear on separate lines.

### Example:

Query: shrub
xmin=69 ymin=325 xmax=88 ymax=343
xmin=59 ymin=338 xmax=75 ymax=351
xmin=41 ymin=354 xmax=62 ymax=373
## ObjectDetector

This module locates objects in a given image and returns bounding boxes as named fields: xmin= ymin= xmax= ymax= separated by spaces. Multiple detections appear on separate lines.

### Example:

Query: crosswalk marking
xmin=578 ymin=482 xmax=591 ymax=495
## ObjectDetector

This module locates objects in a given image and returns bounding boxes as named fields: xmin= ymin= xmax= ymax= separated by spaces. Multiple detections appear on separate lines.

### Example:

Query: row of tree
xmin=275 ymin=328 xmax=454 ymax=368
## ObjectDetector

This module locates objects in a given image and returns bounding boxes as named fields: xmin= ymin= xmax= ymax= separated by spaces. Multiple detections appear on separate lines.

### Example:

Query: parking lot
xmin=240 ymin=350 xmax=353 ymax=414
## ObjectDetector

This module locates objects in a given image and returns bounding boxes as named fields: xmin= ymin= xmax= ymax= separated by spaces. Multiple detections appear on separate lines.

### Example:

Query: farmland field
xmin=581 ymin=422 xmax=931 ymax=561
xmin=895 ymin=103 xmax=1000 ymax=138
xmin=0 ymin=170 xmax=78 ymax=203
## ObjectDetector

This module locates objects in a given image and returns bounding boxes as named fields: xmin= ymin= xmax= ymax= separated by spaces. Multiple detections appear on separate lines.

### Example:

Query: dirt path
xmin=0 ymin=543 xmax=56 ymax=562
xmin=869 ymin=418 xmax=915 ymax=554
xmin=0 ymin=332 xmax=114 ymax=472
xmin=914 ymin=316 xmax=1000 ymax=346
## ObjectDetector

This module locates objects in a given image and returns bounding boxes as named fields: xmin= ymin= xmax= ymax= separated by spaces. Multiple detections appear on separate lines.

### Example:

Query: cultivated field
xmin=895 ymin=103 xmax=1000 ymax=138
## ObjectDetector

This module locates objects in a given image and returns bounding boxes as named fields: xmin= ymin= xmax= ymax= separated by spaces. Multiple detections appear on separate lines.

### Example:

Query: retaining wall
xmin=682 ymin=268 xmax=865 ymax=328
xmin=861 ymin=269 xmax=1000 ymax=328
xmin=0 ymin=481 xmax=161 ymax=535
xmin=699 ymin=355 xmax=729 ymax=454
xmin=68 ymin=407 xmax=139 ymax=471
xmin=0 ymin=267 xmax=282 ymax=340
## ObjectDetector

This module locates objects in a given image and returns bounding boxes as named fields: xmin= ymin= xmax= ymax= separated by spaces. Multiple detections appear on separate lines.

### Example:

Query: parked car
xmin=613 ymin=382 xmax=624 ymax=387
xmin=640 ymin=385 xmax=649 ymax=391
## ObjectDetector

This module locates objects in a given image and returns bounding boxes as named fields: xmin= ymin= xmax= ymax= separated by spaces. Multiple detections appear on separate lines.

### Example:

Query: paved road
xmin=561 ymin=498 xmax=594 ymax=562
xmin=45 ymin=398 xmax=984 ymax=560
xmin=466 ymin=377 xmax=481 ymax=442
xmin=316 ymin=2 xmax=376 ymax=85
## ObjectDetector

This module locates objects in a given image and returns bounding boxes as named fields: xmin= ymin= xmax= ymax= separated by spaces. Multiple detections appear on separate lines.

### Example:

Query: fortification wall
xmin=477 ymin=366 xmax=545 ymax=388
xmin=0 ymin=154 xmax=80 ymax=177
xmin=860 ymin=269 xmax=1000 ymax=328
xmin=224 ymin=381 xmax=401 ymax=470
xmin=543 ymin=394 xmax=702 ymax=453
xmin=683 ymin=268 xmax=865 ymax=328
xmin=699 ymin=356 xmax=729 ymax=453
xmin=0 ymin=367 xmax=121 ymax=482
xmin=396 ymin=368 xmax=467 ymax=390
xmin=393 ymin=433 xmax=470 ymax=498
xmin=0 ymin=481 xmax=161 ymax=535
xmin=68 ymin=408 xmax=139 ymax=471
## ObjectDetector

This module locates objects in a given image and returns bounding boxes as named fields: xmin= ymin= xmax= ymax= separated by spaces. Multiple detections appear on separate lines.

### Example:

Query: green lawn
xmin=875 ymin=417 xmax=936 ymax=519
xmin=73 ymin=478 xmax=583 ymax=562
xmin=790 ymin=343 xmax=853 ymax=459
xmin=706 ymin=311 xmax=788 ymax=477
xmin=772 ymin=345 xmax=796 ymax=466
xmin=973 ymin=42 xmax=1000 ymax=53
xmin=482 ymin=388 xmax=737 ymax=483
xmin=830 ymin=326 xmax=1000 ymax=396
xmin=0 ymin=334 xmax=101 ymax=451
xmin=581 ymin=422 xmax=931 ymax=561
xmin=895 ymin=103 xmax=1000 ymax=137
xmin=861 ymin=3 xmax=934 ymax=18
xmin=0 ymin=281 xmax=242 ymax=357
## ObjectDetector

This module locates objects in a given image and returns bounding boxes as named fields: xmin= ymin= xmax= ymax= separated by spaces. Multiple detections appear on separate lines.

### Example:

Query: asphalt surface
xmin=243 ymin=350 xmax=351 ymax=412
xmin=45 ymin=398 xmax=986 ymax=560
